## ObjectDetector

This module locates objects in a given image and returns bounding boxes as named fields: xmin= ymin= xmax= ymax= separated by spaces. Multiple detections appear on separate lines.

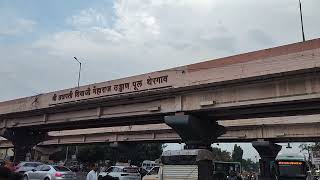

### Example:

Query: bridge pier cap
xmin=164 ymin=114 xmax=225 ymax=149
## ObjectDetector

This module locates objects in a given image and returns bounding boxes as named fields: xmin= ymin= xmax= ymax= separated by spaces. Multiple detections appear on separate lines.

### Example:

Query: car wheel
xmin=98 ymin=175 xmax=103 ymax=180
xmin=44 ymin=177 xmax=50 ymax=180
xmin=23 ymin=175 xmax=28 ymax=180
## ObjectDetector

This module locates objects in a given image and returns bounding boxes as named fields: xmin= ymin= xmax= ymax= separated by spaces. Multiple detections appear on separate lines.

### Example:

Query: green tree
xmin=50 ymin=146 xmax=77 ymax=162
xmin=232 ymin=144 xmax=243 ymax=162
xmin=299 ymin=143 xmax=320 ymax=160
xmin=211 ymin=147 xmax=232 ymax=161
xmin=242 ymin=158 xmax=259 ymax=172
xmin=123 ymin=143 xmax=164 ymax=165
xmin=73 ymin=143 xmax=164 ymax=165
xmin=77 ymin=145 xmax=109 ymax=163
xmin=299 ymin=143 xmax=320 ymax=152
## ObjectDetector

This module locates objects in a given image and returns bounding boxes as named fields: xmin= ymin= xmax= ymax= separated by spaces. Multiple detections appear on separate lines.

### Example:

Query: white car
xmin=98 ymin=166 xmax=141 ymax=180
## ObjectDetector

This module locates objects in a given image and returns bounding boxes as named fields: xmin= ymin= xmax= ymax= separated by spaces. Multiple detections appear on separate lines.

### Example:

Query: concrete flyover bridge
xmin=1 ymin=114 xmax=320 ymax=148
xmin=1 ymin=38 xmax=320 ymax=179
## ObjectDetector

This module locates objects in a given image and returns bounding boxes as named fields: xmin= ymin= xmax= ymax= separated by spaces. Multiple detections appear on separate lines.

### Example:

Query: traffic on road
xmin=1 ymin=148 xmax=319 ymax=180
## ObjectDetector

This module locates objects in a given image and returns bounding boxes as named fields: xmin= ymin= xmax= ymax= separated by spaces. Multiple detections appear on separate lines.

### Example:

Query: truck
xmin=143 ymin=149 xmax=214 ymax=180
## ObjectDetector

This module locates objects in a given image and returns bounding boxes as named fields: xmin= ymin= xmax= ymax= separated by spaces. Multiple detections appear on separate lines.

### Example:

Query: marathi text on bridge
xmin=51 ymin=75 xmax=169 ymax=103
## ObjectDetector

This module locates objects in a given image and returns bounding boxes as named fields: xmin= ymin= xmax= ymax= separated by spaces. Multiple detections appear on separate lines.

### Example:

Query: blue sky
xmin=1 ymin=0 xmax=320 ymax=160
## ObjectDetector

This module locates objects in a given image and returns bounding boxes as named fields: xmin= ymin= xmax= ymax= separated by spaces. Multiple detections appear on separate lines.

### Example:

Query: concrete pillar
xmin=0 ymin=129 xmax=48 ymax=162
xmin=164 ymin=114 xmax=226 ymax=180
xmin=252 ymin=141 xmax=282 ymax=180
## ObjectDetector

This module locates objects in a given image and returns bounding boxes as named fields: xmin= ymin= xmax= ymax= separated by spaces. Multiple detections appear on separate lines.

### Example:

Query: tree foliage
xmin=299 ymin=143 xmax=320 ymax=152
xmin=232 ymin=144 xmax=243 ymax=162
xmin=211 ymin=147 xmax=232 ymax=161
xmin=242 ymin=158 xmax=259 ymax=172
xmin=51 ymin=143 xmax=164 ymax=165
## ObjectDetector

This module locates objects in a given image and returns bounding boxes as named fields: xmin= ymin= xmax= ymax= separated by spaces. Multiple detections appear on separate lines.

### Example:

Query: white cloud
xmin=67 ymin=8 xmax=109 ymax=28
xmin=0 ymin=17 xmax=36 ymax=36
xmin=32 ymin=0 xmax=238 ymax=68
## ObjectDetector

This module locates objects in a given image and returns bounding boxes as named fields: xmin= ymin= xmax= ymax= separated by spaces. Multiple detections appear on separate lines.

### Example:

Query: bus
xmin=213 ymin=161 xmax=242 ymax=177
xmin=275 ymin=153 xmax=310 ymax=180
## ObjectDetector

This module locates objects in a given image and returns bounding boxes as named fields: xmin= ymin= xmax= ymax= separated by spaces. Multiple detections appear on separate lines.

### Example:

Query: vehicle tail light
xmin=55 ymin=172 xmax=63 ymax=177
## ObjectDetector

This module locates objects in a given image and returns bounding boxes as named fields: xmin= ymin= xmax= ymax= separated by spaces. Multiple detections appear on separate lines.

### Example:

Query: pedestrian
xmin=236 ymin=172 xmax=243 ymax=180
xmin=99 ymin=164 xmax=106 ymax=173
xmin=4 ymin=162 xmax=14 ymax=172
xmin=86 ymin=164 xmax=98 ymax=180
xmin=228 ymin=171 xmax=238 ymax=180
xmin=80 ymin=163 xmax=83 ymax=172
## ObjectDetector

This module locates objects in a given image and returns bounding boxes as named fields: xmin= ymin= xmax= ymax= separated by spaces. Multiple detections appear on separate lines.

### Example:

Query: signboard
xmin=49 ymin=71 xmax=178 ymax=105
xmin=278 ymin=161 xmax=303 ymax=165
xmin=72 ymin=155 xmax=76 ymax=160
xmin=311 ymin=151 xmax=320 ymax=165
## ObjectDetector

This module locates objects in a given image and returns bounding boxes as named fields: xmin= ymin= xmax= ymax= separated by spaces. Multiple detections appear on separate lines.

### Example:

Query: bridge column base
xmin=252 ymin=141 xmax=282 ymax=180
xmin=0 ymin=129 xmax=48 ymax=162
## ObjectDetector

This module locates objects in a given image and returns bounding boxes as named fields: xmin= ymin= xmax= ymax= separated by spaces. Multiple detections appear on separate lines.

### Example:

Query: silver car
xmin=15 ymin=162 xmax=43 ymax=174
xmin=23 ymin=165 xmax=76 ymax=180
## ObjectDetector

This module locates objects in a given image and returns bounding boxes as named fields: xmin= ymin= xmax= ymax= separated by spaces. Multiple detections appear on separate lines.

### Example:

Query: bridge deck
xmin=0 ymin=38 xmax=320 ymax=116
xmin=1 ymin=38 xmax=320 ymax=132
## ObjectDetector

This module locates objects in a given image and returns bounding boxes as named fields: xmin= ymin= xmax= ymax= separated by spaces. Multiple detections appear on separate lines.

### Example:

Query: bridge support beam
xmin=0 ymin=129 xmax=48 ymax=162
xmin=252 ymin=141 xmax=282 ymax=180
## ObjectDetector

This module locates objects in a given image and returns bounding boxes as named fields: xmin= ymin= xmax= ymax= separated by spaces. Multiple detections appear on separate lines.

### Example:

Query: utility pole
xmin=73 ymin=57 xmax=82 ymax=87
xmin=65 ymin=146 xmax=69 ymax=163
xmin=299 ymin=0 xmax=306 ymax=42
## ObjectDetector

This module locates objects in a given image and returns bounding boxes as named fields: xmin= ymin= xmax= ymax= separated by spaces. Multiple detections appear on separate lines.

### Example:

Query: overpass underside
xmin=1 ymin=115 xmax=320 ymax=148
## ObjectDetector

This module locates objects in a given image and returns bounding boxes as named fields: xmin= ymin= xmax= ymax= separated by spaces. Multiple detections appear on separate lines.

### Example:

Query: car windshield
xmin=24 ymin=163 xmax=42 ymax=167
xmin=123 ymin=167 xmax=139 ymax=173
xmin=148 ymin=167 xmax=160 ymax=175
xmin=53 ymin=166 xmax=71 ymax=172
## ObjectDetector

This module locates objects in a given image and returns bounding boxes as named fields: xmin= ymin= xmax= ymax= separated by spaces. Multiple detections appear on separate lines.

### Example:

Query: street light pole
xmin=73 ymin=57 xmax=82 ymax=87
xmin=299 ymin=0 xmax=306 ymax=42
